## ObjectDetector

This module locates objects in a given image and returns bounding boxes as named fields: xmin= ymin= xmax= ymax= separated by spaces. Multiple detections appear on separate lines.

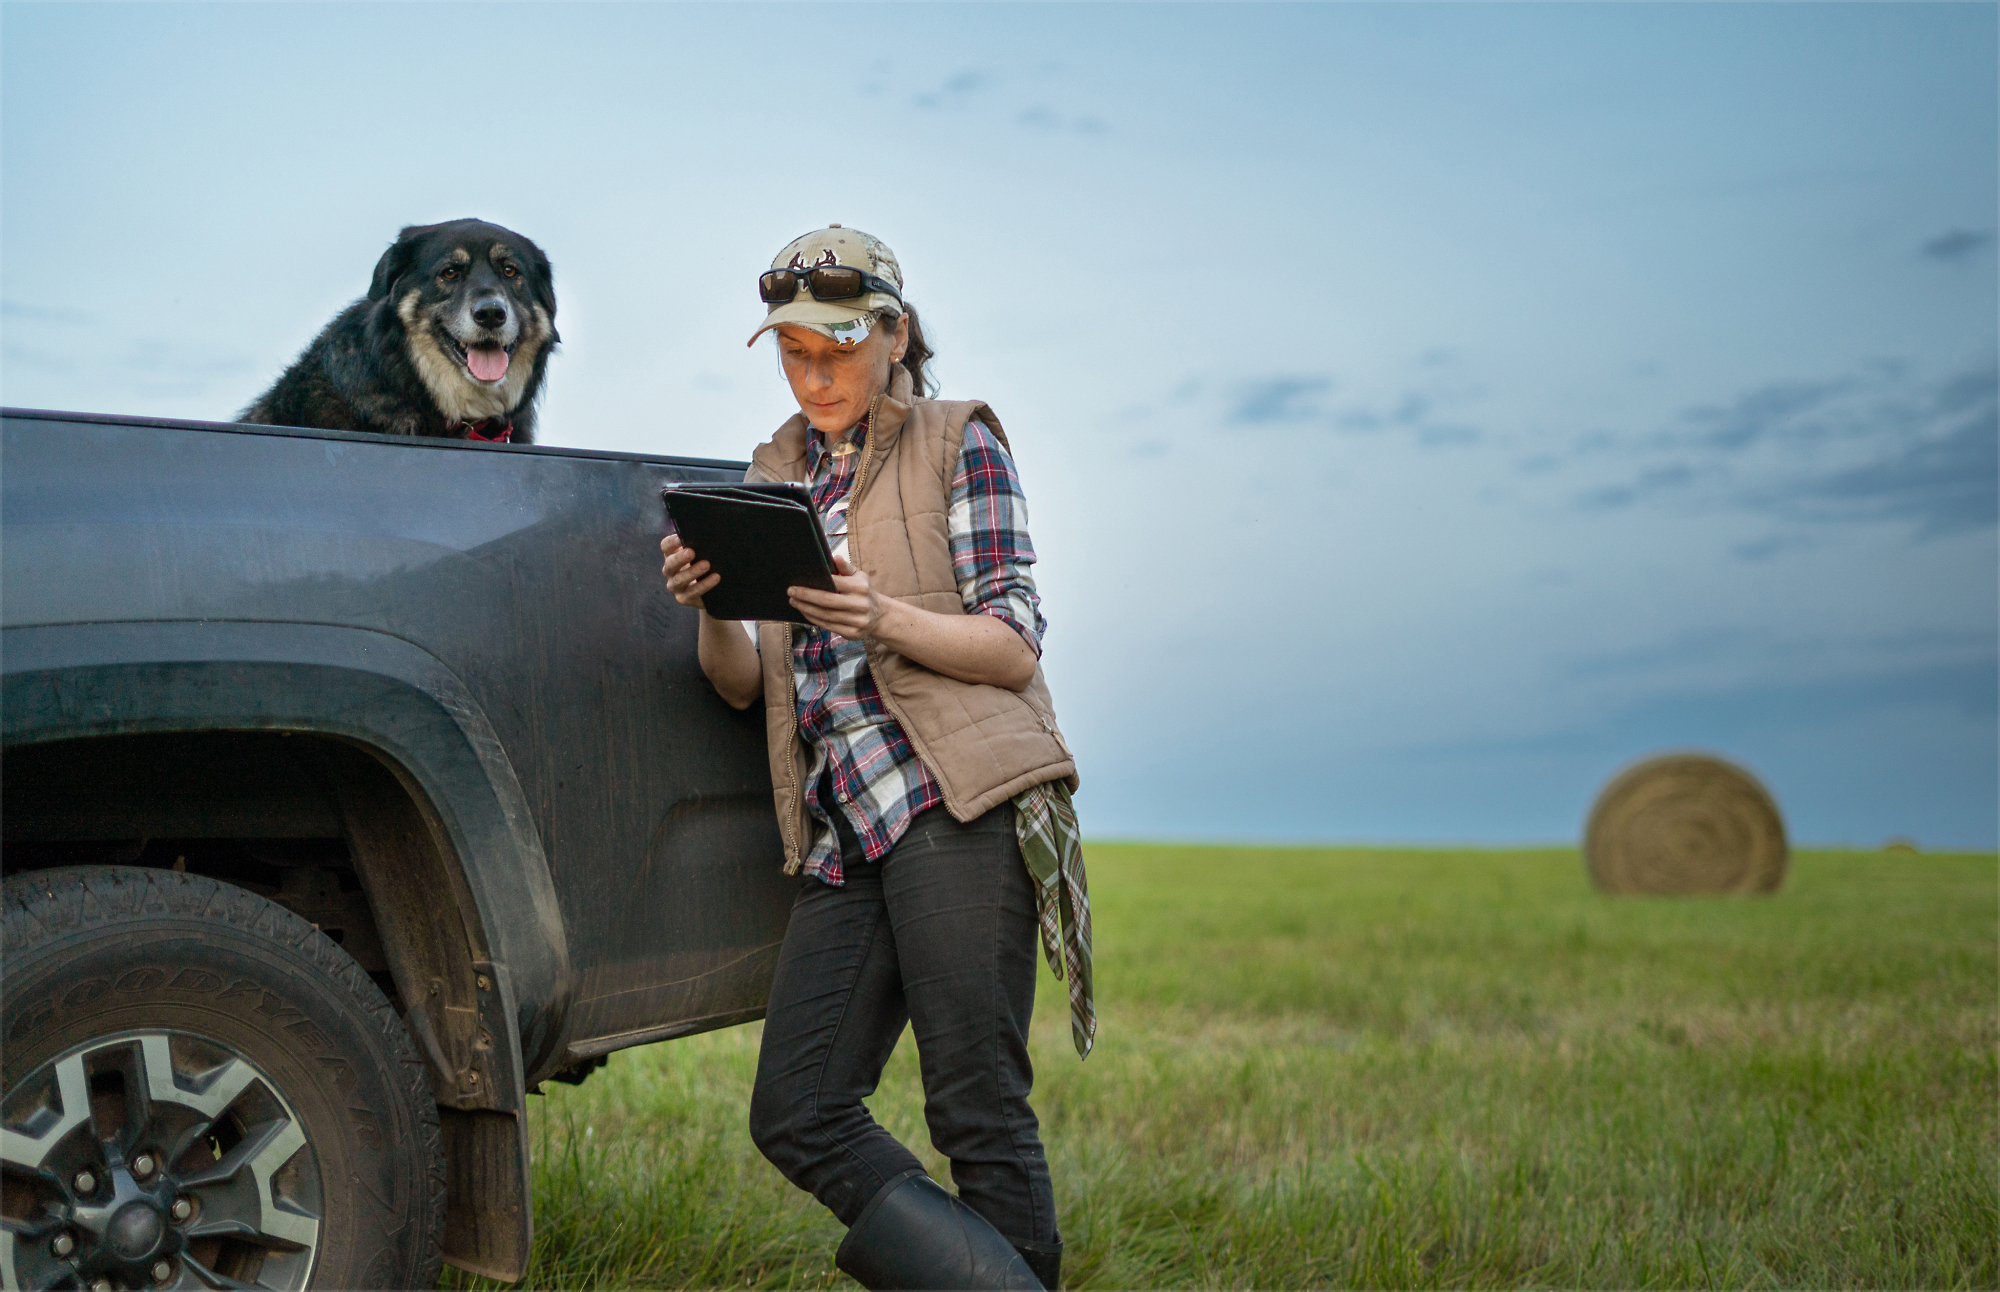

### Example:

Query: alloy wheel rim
xmin=1 ymin=1031 xmax=323 ymax=1291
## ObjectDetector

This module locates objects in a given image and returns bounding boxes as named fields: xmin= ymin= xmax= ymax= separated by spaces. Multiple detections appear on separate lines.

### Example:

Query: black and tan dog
xmin=239 ymin=219 xmax=558 ymax=443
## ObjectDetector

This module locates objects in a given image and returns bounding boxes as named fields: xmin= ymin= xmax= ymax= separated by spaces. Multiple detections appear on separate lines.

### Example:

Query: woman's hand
xmin=662 ymin=533 xmax=763 ymax=708
xmin=787 ymin=556 xmax=883 ymax=642
xmin=661 ymin=534 xmax=720 ymax=609
xmin=789 ymin=556 xmax=1040 ymax=690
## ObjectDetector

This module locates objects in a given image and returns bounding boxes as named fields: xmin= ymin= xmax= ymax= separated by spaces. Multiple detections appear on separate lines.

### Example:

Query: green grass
xmin=447 ymin=847 xmax=1998 ymax=1289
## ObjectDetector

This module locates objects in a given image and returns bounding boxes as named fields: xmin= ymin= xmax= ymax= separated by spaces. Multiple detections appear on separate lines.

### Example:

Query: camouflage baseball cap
xmin=747 ymin=224 xmax=905 ymax=348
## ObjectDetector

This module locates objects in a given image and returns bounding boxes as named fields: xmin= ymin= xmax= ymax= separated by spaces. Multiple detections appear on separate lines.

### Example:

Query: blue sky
xmin=4 ymin=3 xmax=1995 ymax=848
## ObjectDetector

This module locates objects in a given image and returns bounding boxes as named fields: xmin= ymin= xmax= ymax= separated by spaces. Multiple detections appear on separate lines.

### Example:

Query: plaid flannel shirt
xmin=793 ymin=417 xmax=1046 ymax=886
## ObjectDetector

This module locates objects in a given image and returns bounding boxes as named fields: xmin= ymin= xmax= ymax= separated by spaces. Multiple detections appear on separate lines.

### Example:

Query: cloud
xmin=913 ymin=70 xmax=984 ymax=110
xmin=1417 ymin=424 xmax=1479 ymax=448
xmin=2 ymin=342 xmax=78 ymax=375
xmin=904 ymin=68 xmax=1108 ymax=134
xmin=115 ymin=337 xmax=256 ymax=380
xmin=1017 ymin=104 xmax=1108 ymax=134
xmin=7 ymin=334 xmax=257 ymax=399
xmin=1563 ymin=361 xmax=1998 ymax=539
xmin=1576 ymin=462 xmax=1702 ymax=510
xmin=1219 ymin=357 xmax=1490 ymax=448
xmin=1932 ymin=364 xmax=1997 ymax=414
xmin=1563 ymin=626 xmax=1755 ymax=682
xmin=1678 ymin=378 xmax=1849 ymax=450
xmin=1388 ymin=392 xmax=1429 ymax=425
xmin=1548 ymin=627 xmax=1998 ymax=734
xmin=3 ymin=300 xmax=95 ymax=325
xmin=1921 ymin=230 xmax=1993 ymax=262
xmin=1228 ymin=375 xmax=1331 ymax=424
xmin=1730 ymin=533 xmax=1812 ymax=561
xmin=1758 ymin=380 xmax=1998 ymax=537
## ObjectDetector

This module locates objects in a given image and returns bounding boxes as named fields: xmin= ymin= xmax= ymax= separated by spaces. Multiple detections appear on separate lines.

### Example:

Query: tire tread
xmin=2 ymin=865 xmax=448 ymax=1290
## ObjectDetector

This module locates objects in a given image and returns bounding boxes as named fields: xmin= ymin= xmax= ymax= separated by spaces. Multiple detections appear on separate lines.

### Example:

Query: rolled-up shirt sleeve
xmin=948 ymin=420 xmax=1047 ymax=655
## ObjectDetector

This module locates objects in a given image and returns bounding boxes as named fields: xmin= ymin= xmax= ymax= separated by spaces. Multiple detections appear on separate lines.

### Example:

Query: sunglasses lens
xmin=758 ymin=270 xmax=799 ymax=303
xmin=806 ymin=266 xmax=866 ymax=300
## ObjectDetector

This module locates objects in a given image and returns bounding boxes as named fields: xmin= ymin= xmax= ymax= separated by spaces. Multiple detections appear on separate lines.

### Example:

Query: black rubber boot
xmin=1012 ymin=1235 xmax=1063 ymax=1291
xmin=835 ymin=1170 xmax=1045 ymax=1290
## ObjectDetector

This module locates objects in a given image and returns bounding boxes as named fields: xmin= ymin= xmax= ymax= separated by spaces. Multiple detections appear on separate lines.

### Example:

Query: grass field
xmin=447 ymin=846 xmax=1998 ymax=1289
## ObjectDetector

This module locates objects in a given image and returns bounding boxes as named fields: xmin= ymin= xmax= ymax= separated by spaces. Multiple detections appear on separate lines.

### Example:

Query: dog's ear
xmin=529 ymin=244 xmax=560 ymax=344
xmin=367 ymin=227 xmax=425 ymax=302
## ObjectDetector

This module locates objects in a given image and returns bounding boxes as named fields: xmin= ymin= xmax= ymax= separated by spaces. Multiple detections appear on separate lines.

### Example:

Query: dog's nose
xmin=472 ymin=299 xmax=509 ymax=331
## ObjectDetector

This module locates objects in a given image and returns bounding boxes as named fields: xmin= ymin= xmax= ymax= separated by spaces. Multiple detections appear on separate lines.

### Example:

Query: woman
xmin=660 ymin=225 xmax=1088 ymax=1291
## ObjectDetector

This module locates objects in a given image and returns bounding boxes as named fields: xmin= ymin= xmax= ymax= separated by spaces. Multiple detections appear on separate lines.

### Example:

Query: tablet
xmin=662 ymin=483 xmax=837 ymax=623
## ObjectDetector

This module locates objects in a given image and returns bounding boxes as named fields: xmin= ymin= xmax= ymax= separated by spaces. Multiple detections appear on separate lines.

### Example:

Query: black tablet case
xmin=662 ymin=483 xmax=836 ymax=623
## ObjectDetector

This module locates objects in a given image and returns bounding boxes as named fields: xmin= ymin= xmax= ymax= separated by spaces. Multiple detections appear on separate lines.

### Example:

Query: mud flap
xmin=440 ymin=960 xmax=534 ymax=1282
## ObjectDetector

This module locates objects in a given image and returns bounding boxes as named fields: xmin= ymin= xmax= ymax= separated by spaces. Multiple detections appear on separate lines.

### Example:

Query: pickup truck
xmin=0 ymin=408 xmax=798 ymax=1291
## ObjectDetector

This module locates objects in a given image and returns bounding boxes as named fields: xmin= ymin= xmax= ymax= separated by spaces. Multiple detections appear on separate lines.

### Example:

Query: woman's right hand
xmin=661 ymin=534 xmax=720 ymax=609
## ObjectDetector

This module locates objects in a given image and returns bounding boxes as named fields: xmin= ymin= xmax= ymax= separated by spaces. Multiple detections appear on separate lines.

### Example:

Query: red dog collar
xmin=455 ymin=418 xmax=513 ymax=443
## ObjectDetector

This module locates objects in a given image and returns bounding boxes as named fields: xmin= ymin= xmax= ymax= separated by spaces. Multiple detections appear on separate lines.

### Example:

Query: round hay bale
xmin=1584 ymin=753 xmax=1788 ymax=895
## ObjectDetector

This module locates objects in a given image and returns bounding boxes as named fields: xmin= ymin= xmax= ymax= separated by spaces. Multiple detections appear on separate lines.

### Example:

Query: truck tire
xmin=1 ymin=866 xmax=446 ymax=1291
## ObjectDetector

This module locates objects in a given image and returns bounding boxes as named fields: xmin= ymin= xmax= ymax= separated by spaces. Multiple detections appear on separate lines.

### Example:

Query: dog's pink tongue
xmin=467 ymin=346 xmax=510 ymax=382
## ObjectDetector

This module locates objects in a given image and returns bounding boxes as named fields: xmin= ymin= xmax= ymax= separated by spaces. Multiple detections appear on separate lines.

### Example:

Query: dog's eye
xmin=440 ymin=266 xmax=459 ymax=280
xmin=502 ymin=265 xmax=519 ymax=279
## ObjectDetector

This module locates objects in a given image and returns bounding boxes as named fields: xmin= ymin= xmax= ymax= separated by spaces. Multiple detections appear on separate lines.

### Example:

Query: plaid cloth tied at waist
xmin=1013 ymin=779 xmax=1095 ymax=1059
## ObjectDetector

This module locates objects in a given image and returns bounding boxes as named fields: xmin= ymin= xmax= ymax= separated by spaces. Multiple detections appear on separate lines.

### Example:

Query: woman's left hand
xmin=789 ymin=554 xmax=1039 ymax=689
xmin=788 ymin=556 xmax=886 ymax=642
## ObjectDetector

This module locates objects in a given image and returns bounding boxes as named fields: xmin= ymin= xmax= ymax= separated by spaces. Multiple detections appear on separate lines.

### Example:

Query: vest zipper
xmin=850 ymin=391 xmax=885 ymax=505
xmin=1030 ymin=699 xmax=1072 ymax=757
xmin=778 ymin=620 xmax=805 ymax=872
xmin=842 ymin=389 xmax=970 ymax=816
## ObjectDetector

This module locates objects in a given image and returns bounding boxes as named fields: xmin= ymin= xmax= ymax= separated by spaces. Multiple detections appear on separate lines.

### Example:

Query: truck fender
xmin=2 ymin=620 xmax=570 ymax=1282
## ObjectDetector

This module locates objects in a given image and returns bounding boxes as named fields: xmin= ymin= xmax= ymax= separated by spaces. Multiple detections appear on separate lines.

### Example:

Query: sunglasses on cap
xmin=759 ymin=264 xmax=904 ymax=306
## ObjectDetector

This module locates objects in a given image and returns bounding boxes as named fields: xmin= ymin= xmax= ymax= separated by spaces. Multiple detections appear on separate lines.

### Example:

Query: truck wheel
xmin=1 ymin=867 xmax=446 ymax=1291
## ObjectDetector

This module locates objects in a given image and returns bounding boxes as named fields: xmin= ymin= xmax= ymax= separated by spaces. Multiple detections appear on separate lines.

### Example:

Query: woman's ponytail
xmin=898 ymin=302 xmax=936 ymax=398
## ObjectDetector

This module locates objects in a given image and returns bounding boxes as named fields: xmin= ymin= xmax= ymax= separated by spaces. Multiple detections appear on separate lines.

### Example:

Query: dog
xmin=238 ymin=219 xmax=558 ymax=443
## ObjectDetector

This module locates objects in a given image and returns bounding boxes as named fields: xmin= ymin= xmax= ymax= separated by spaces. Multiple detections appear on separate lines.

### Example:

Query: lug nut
xmin=132 ymin=1153 xmax=157 ymax=1178
xmin=152 ymin=1258 xmax=174 ymax=1283
xmin=90 ymin=1280 xmax=113 ymax=1292
xmin=50 ymin=1231 xmax=75 ymax=1257
xmin=170 ymin=1197 xmax=193 ymax=1222
xmin=72 ymin=1169 xmax=96 ymax=1194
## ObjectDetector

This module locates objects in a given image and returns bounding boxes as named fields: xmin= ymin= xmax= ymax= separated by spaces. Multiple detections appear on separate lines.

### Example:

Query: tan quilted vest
xmin=746 ymin=366 xmax=1078 ymax=871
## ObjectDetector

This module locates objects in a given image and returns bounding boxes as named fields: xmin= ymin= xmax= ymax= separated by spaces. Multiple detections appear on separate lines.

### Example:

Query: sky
xmin=3 ymin=2 xmax=1995 ymax=848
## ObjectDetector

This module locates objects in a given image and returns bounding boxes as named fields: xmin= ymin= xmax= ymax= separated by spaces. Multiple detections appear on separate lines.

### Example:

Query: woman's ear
xmin=888 ymin=312 xmax=910 ymax=363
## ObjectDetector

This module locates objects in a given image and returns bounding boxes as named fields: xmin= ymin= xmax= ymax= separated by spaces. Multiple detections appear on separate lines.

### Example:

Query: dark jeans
xmin=748 ymin=801 xmax=1056 ymax=1246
